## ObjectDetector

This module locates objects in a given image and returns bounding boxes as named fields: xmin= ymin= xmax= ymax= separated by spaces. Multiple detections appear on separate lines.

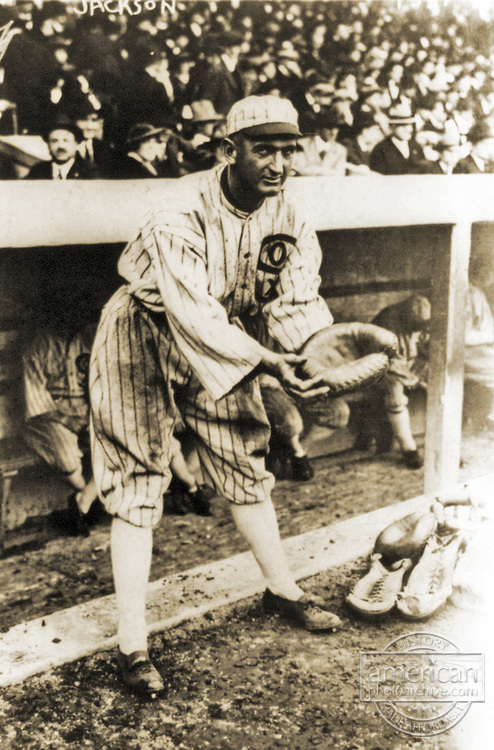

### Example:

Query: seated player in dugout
xmin=23 ymin=322 xmax=99 ymax=537
xmin=89 ymin=95 xmax=397 ymax=696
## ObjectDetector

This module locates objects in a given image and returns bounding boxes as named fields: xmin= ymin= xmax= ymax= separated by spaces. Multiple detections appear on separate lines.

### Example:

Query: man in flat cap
xmin=90 ymin=95 xmax=343 ymax=697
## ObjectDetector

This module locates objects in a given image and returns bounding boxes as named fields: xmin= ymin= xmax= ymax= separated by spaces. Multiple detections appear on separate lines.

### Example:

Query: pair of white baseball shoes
xmin=346 ymin=497 xmax=480 ymax=620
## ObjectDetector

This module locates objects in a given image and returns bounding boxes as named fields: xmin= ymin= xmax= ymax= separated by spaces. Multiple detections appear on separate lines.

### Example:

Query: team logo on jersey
xmin=256 ymin=233 xmax=296 ymax=302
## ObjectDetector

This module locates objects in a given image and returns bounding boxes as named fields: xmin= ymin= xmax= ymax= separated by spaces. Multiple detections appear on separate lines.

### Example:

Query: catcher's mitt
xmin=297 ymin=322 xmax=398 ymax=398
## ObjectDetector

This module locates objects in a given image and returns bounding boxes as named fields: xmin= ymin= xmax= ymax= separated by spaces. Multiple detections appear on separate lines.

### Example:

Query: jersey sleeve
xmin=23 ymin=333 xmax=58 ymax=419
xmin=140 ymin=214 xmax=265 ymax=401
xmin=262 ymin=218 xmax=333 ymax=352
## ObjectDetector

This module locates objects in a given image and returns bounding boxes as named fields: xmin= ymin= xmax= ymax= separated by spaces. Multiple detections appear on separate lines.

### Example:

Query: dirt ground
xmin=0 ymin=426 xmax=492 ymax=750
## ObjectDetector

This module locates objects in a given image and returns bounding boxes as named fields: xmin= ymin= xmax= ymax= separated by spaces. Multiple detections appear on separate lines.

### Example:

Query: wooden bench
xmin=0 ymin=437 xmax=43 ymax=556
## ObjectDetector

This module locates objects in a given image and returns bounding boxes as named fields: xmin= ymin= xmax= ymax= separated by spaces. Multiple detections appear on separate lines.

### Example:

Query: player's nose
xmin=269 ymin=151 xmax=284 ymax=174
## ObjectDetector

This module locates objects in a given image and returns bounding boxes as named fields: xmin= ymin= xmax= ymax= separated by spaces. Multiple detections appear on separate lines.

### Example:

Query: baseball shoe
xmin=396 ymin=525 xmax=464 ymax=620
xmin=262 ymin=589 xmax=342 ymax=631
xmin=290 ymin=455 xmax=314 ymax=481
xmin=346 ymin=553 xmax=413 ymax=616
xmin=66 ymin=493 xmax=90 ymax=537
xmin=116 ymin=649 xmax=165 ymax=697
xmin=188 ymin=486 xmax=212 ymax=516
xmin=402 ymin=449 xmax=423 ymax=469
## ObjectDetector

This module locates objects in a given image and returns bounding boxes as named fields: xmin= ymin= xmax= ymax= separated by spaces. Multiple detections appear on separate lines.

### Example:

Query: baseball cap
xmin=225 ymin=95 xmax=301 ymax=138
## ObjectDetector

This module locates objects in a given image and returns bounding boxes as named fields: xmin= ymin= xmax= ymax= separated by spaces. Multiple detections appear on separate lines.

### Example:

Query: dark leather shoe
xmin=291 ymin=455 xmax=314 ymax=481
xmin=188 ymin=486 xmax=212 ymax=516
xmin=403 ymin=449 xmax=424 ymax=469
xmin=116 ymin=649 xmax=165 ymax=696
xmin=66 ymin=493 xmax=90 ymax=537
xmin=262 ymin=589 xmax=342 ymax=631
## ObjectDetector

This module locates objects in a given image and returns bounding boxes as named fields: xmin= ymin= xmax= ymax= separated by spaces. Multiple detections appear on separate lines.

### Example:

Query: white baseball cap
xmin=225 ymin=95 xmax=301 ymax=138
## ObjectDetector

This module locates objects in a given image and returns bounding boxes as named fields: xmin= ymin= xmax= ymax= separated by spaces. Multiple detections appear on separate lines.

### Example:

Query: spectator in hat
xmin=340 ymin=110 xmax=383 ymax=174
xmin=75 ymin=100 xmax=119 ymax=178
xmin=423 ymin=121 xmax=461 ymax=174
xmin=186 ymin=30 xmax=246 ymax=115
xmin=291 ymin=108 xmax=347 ymax=176
xmin=453 ymin=120 xmax=494 ymax=174
xmin=115 ymin=44 xmax=175 ymax=147
xmin=370 ymin=101 xmax=427 ymax=174
xmin=115 ymin=123 xmax=170 ymax=179
xmin=166 ymin=100 xmax=224 ymax=177
xmin=1 ymin=1 xmax=68 ymax=134
xmin=25 ymin=116 xmax=97 ymax=179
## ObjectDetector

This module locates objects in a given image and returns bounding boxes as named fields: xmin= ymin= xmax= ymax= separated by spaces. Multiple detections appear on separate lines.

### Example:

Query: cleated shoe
xmin=66 ymin=492 xmax=90 ymax=538
xmin=346 ymin=553 xmax=413 ymax=616
xmin=262 ymin=589 xmax=342 ymax=631
xmin=187 ymin=486 xmax=212 ymax=517
xmin=291 ymin=455 xmax=315 ymax=481
xmin=116 ymin=649 xmax=165 ymax=697
xmin=396 ymin=525 xmax=464 ymax=620
xmin=403 ymin=449 xmax=424 ymax=469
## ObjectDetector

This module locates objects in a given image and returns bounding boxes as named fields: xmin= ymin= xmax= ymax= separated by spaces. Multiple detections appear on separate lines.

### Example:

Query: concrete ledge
xmin=1 ymin=475 xmax=491 ymax=687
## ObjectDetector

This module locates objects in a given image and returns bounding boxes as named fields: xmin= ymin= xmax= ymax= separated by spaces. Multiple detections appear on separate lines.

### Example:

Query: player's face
xmin=231 ymin=135 xmax=297 ymax=200
xmin=48 ymin=130 xmax=79 ymax=164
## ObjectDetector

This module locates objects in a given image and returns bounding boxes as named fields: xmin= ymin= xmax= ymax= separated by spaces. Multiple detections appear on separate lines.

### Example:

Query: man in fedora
xmin=25 ymin=115 xmax=97 ymax=179
xmin=116 ymin=122 xmax=171 ymax=179
xmin=370 ymin=101 xmax=427 ymax=175
xmin=166 ymin=100 xmax=224 ymax=176
xmin=453 ymin=120 xmax=494 ymax=174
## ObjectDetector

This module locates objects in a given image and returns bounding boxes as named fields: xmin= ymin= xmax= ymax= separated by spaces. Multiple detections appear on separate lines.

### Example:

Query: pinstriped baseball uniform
xmin=90 ymin=164 xmax=333 ymax=527
xmin=23 ymin=325 xmax=95 ymax=476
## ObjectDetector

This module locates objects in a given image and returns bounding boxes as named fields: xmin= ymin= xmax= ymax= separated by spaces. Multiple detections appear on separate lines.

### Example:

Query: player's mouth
xmin=262 ymin=175 xmax=283 ymax=186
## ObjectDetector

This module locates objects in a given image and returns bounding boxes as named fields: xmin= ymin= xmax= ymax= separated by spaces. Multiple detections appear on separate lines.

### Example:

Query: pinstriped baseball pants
xmin=24 ymin=417 xmax=85 ymax=476
xmin=89 ymin=286 xmax=275 ymax=527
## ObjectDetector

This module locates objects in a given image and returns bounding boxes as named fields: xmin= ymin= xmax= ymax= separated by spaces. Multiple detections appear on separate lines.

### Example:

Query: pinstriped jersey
xmin=23 ymin=325 xmax=96 ymax=422
xmin=118 ymin=165 xmax=333 ymax=401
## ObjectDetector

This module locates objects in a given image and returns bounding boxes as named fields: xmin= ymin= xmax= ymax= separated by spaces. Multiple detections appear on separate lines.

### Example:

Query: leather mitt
xmin=297 ymin=322 xmax=399 ymax=398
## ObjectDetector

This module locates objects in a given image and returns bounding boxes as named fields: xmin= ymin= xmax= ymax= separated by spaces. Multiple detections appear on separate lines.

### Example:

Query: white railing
xmin=1 ymin=175 xmax=494 ymax=493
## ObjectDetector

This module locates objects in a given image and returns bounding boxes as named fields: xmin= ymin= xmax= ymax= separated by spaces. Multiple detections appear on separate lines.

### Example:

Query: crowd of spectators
xmin=1 ymin=0 xmax=494 ymax=179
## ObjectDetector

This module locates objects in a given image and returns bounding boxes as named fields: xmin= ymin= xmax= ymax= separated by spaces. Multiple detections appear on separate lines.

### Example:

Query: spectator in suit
xmin=25 ymin=116 xmax=97 ymax=179
xmin=75 ymin=100 xmax=118 ymax=178
xmin=186 ymin=31 xmax=245 ymax=115
xmin=115 ymin=122 xmax=170 ymax=179
xmin=291 ymin=108 xmax=347 ymax=176
xmin=166 ymin=99 xmax=224 ymax=177
xmin=370 ymin=101 xmax=427 ymax=174
xmin=340 ymin=110 xmax=383 ymax=174
xmin=453 ymin=120 xmax=494 ymax=174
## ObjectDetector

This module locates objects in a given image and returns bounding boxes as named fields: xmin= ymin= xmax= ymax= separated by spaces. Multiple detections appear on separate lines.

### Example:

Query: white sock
xmin=111 ymin=517 xmax=152 ymax=654
xmin=230 ymin=498 xmax=304 ymax=601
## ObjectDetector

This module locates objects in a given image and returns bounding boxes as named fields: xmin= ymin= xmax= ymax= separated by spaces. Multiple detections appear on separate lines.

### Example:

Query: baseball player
xmin=90 ymin=95 xmax=347 ymax=696
xmin=23 ymin=323 xmax=99 ymax=536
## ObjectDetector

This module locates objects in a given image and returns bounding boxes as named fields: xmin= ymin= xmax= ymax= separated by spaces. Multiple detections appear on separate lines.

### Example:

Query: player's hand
xmin=259 ymin=351 xmax=329 ymax=400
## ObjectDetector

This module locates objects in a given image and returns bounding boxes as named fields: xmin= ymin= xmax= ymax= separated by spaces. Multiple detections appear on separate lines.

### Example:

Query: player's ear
xmin=221 ymin=137 xmax=238 ymax=165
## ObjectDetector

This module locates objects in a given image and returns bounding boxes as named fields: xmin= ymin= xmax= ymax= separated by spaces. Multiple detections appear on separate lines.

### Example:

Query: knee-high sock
xmin=111 ymin=517 xmax=153 ymax=654
xmin=387 ymin=409 xmax=417 ymax=452
xmin=230 ymin=498 xmax=304 ymax=601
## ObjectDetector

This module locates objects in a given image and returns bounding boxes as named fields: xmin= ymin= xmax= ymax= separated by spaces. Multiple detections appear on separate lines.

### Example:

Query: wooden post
xmin=424 ymin=222 xmax=471 ymax=493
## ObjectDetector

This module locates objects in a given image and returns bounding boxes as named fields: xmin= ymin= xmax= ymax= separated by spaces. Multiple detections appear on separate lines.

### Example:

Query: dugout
xmin=0 ymin=176 xmax=493 ymax=541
